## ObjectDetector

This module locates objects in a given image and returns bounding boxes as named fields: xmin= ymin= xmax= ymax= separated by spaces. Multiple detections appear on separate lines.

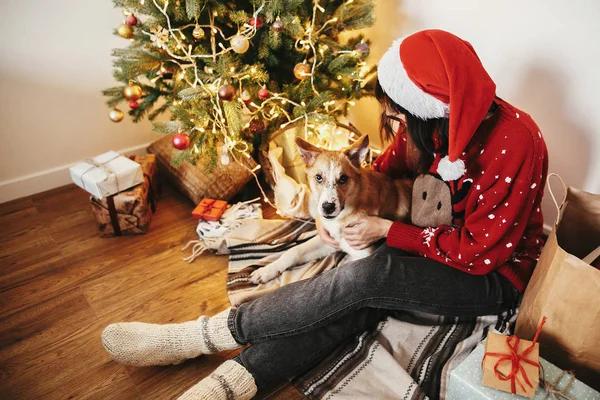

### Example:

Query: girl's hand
xmin=316 ymin=218 xmax=341 ymax=249
xmin=343 ymin=216 xmax=393 ymax=250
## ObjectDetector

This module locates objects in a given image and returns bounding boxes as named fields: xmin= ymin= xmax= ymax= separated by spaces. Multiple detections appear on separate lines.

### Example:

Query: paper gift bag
xmin=515 ymin=174 xmax=600 ymax=390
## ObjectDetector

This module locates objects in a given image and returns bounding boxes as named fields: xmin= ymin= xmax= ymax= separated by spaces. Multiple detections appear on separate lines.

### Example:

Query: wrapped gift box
xmin=482 ymin=331 xmax=540 ymax=397
xmin=70 ymin=151 xmax=143 ymax=199
xmin=90 ymin=154 xmax=157 ymax=237
xmin=447 ymin=335 xmax=599 ymax=399
xmin=192 ymin=198 xmax=228 ymax=221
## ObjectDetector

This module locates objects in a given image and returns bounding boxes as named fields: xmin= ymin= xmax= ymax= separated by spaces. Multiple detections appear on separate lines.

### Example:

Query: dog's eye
xmin=338 ymin=175 xmax=348 ymax=185
xmin=315 ymin=174 xmax=323 ymax=183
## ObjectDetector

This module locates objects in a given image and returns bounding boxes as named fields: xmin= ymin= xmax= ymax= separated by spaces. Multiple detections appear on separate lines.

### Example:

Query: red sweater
xmin=373 ymin=99 xmax=548 ymax=293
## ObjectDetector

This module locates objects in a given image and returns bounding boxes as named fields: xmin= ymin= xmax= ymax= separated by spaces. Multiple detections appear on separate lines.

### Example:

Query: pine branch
xmin=185 ymin=0 xmax=203 ymax=20
xmin=230 ymin=10 xmax=249 ymax=25
xmin=268 ymin=30 xmax=282 ymax=51
xmin=152 ymin=121 xmax=187 ymax=134
xmin=148 ymin=102 xmax=172 ymax=120
xmin=223 ymin=101 xmax=242 ymax=136
xmin=335 ymin=0 xmax=375 ymax=31
xmin=327 ymin=53 xmax=358 ymax=73
xmin=179 ymin=86 xmax=211 ymax=101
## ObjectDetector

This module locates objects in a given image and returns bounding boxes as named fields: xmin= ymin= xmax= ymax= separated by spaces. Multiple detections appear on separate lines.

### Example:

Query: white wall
xmin=351 ymin=0 xmax=600 ymax=226
xmin=0 ymin=0 xmax=160 ymax=203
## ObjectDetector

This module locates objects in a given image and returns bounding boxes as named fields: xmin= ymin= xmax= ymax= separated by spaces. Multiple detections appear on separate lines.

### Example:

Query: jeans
xmin=229 ymin=244 xmax=519 ymax=387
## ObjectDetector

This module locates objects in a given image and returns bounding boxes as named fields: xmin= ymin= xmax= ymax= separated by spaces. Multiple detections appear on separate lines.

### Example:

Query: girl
xmin=101 ymin=29 xmax=547 ymax=399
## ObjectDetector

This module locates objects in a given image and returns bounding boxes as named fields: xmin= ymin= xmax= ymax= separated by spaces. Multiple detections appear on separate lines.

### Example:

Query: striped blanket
xmin=223 ymin=219 xmax=512 ymax=400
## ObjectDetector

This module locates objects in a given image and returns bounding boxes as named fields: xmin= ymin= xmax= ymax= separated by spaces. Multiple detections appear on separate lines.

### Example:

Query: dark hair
xmin=376 ymin=80 xmax=448 ymax=173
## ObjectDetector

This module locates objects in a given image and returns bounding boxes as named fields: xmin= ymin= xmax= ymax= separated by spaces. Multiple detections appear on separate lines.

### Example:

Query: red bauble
xmin=129 ymin=100 xmax=139 ymax=110
xmin=172 ymin=133 xmax=191 ymax=150
xmin=126 ymin=15 xmax=138 ymax=26
xmin=249 ymin=17 xmax=262 ymax=28
xmin=258 ymin=88 xmax=269 ymax=100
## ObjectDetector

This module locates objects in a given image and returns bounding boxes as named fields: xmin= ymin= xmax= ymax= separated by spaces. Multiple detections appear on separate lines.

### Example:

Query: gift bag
xmin=515 ymin=174 xmax=600 ymax=390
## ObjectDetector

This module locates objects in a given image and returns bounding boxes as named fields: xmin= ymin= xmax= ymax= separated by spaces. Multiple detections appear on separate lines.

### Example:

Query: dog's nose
xmin=322 ymin=202 xmax=336 ymax=215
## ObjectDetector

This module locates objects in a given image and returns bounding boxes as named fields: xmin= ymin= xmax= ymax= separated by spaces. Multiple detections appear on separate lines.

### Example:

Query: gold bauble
xmin=192 ymin=26 xmax=205 ymax=39
xmin=117 ymin=23 xmax=134 ymax=39
xmin=230 ymin=34 xmax=249 ymax=54
xmin=109 ymin=108 xmax=124 ymax=123
xmin=293 ymin=63 xmax=311 ymax=80
xmin=124 ymin=84 xmax=143 ymax=101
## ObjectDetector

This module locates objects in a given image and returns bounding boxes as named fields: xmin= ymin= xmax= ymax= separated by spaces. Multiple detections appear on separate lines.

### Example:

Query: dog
xmin=249 ymin=135 xmax=411 ymax=284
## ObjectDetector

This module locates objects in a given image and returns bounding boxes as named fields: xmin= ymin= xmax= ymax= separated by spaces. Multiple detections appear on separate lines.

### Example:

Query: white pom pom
xmin=437 ymin=155 xmax=466 ymax=181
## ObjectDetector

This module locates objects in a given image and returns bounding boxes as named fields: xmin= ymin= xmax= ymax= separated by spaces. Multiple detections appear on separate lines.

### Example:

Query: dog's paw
xmin=249 ymin=268 xmax=280 ymax=284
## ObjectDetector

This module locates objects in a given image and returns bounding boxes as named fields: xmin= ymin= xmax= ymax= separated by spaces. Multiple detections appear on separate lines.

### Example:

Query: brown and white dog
xmin=249 ymin=135 xmax=411 ymax=284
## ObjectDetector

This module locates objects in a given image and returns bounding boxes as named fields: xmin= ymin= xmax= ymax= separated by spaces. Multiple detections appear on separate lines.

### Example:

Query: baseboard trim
xmin=0 ymin=142 xmax=152 ymax=204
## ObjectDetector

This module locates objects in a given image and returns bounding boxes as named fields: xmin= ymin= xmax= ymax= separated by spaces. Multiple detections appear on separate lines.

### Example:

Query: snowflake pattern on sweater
xmin=373 ymin=99 xmax=548 ymax=293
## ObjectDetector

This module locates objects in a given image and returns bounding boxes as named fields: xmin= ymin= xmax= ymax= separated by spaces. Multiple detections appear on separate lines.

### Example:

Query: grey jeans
xmin=229 ymin=244 xmax=519 ymax=387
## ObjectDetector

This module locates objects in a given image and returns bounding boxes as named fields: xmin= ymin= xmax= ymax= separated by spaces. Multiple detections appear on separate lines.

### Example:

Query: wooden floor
xmin=0 ymin=183 xmax=304 ymax=399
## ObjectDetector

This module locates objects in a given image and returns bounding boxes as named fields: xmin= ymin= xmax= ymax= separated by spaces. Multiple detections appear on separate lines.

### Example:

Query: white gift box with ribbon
xmin=69 ymin=151 xmax=143 ymax=199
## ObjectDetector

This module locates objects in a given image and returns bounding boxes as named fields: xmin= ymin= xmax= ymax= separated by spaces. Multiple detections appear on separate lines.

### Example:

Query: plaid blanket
xmin=223 ymin=219 xmax=513 ymax=400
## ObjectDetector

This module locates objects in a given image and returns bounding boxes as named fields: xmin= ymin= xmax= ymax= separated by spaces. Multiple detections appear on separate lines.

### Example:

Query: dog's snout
xmin=322 ymin=202 xmax=336 ymax=215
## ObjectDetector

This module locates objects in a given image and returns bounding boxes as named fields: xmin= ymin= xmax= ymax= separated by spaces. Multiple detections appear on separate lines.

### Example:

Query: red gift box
xmin=192 ymin=198 xmax=228 ymax=221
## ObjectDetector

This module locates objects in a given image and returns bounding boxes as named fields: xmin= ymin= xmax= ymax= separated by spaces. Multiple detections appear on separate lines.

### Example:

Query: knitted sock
xmin=177 ymin=360 xmax=257 ymax=400
xmin=101 ymin=307 xmax=240 ymax=366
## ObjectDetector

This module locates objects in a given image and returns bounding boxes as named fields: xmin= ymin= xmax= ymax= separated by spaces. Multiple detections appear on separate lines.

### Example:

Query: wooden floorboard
xmin=0 ymin=182 xmax=303 ymax=399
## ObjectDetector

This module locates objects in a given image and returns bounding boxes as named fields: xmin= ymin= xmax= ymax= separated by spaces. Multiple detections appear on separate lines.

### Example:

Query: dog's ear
xmin=344 ymin=135 xmax=370 ymax=167
xmin=296 ymin=137 xmax=322 ymax=166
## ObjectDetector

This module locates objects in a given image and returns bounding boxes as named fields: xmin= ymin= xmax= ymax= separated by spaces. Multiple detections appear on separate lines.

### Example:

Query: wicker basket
xmin=147 ymin=135 xmax=257 ymax=204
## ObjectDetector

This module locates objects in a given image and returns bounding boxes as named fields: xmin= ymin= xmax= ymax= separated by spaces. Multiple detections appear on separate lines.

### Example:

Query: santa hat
xmin=377 ymin=29 xmax=496 ymax=181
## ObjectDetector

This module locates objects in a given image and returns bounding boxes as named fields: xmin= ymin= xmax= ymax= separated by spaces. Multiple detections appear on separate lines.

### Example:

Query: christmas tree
xmin=104 ymin=0 xmax=376 ymax=170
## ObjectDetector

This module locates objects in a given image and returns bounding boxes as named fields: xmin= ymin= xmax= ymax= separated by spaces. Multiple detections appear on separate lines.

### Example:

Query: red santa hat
xmin=377 ymin=29 xmax=496 ymax=181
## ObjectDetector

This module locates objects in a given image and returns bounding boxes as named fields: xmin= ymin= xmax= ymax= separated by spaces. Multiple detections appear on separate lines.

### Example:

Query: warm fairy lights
xmin=120 ymin=0 xmax=371 ymax=214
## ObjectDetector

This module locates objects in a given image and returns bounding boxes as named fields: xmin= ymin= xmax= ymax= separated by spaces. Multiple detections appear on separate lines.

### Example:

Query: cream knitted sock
xmin=178 ymin=360 xmax=257 ymax=400
xmin=101 ymin=307 xmax=241 ymax=366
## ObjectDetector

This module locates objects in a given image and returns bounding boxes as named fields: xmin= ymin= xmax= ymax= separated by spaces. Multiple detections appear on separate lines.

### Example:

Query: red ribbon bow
xmin=484 ymin=316 xmax=547 ymax=395
xmin=200 ymin=199 xmax=220 ymax=213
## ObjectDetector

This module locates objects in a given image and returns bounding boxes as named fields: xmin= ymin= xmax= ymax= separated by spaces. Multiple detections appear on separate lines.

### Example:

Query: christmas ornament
xmin=109 ymin=108 xmax=124 ymax=123
xmin=150 ymin=25 xmax=169 ymax=49
xmin=220 ymin=145 xmax=230 ymax=165
xmin=354 ymin=42 xmax=370 ymax=56
xmin=125 ymin=14 xmax=138 ymax=26
xmin=129 ymin=100 xmax=139 ymax=110
xmin=230 ymin=34 xmax=249 ymax=54
xmin=218 ymin=84 xmax=236 ymax=101
xmin=249 ymin=17 xmax=262 ymax=28
xmin=249 ymin=118 xmax=266 ymax=135
xmin=337 ymin=22 xmax=347 ymax=31
xmin=293 ymin=63 xmax=311 ymax=80
xmin=241 ymin=90 xmax=252 ymax=104
xmin=271 ymin=18 xmax=284 ymax=32
xmin=258 ymin=88 xmax=269 ymax=100
xmin=172 ymin=133 xmax=191 ymax=150
xmin=117 ymin=23 xmax=134 ymax=39
xmin=124 ymin=83 xmax=143 ymax=101
xmin=353 ymin=81 xmax=362 ymax=92
xmin=192 ymin=25 xmax=205 ymax=39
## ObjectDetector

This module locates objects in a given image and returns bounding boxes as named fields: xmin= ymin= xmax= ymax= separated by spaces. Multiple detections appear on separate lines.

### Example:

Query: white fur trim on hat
xmin=437 ymin=155 xmax=466 ymax=181
xmin=377 ymin=37 xmax=449 ymax=120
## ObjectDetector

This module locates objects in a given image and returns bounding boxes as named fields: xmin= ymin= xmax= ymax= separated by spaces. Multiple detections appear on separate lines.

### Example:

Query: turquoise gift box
xmin=447 ymin=338 xmax=599 ymax=399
